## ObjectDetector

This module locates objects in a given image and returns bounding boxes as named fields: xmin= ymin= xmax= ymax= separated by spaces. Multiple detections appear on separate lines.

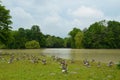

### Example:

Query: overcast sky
xmin=2 ymin=0 xmax=120 ymax=38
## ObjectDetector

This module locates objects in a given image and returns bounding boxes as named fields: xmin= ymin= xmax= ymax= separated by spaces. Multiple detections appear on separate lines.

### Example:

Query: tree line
xmin=0 ymin=3 xmax=120 ymax=49
xmin=67 ymin=20 xmax=120 ymax=49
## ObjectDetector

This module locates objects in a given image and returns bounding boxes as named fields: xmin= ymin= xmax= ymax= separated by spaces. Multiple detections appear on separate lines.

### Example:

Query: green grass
xmin=0 ymin=50 xmax=120 ymax=80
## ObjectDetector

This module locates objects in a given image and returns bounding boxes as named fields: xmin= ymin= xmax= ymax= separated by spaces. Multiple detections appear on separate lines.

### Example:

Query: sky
xmin=2 ymin=0 xmax=120 ymax=38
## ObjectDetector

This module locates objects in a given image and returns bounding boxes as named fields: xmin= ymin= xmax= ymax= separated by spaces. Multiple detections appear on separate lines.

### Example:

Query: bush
xmin=25 ymin=40 xmax=40 ymax=49
xmin=0 ymin=43 xmax=6 ymax=49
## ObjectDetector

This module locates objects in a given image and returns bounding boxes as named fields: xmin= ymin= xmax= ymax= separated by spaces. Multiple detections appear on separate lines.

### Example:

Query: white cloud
xmin=11 ymin=7 xmax=36 ymax=29
xmin=70 ymin=6 xmax=104 ymax=19
xmin=67 ymin=6 xmax=105 ymax=30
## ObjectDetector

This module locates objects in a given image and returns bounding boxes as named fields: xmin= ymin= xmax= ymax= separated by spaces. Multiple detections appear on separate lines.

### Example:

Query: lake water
xmin=1 ymin=49 xmax=120 ymax=63
xmin=42 ymin=48 xmax=120 ymax=63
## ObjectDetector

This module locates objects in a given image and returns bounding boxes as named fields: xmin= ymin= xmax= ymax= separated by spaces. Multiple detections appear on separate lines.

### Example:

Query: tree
xmin=53 ymin=37 xmax=64 ymax=48
xmin=0 ymin=41 xmax=6 ymax=48
xmin=74 ymin=32 xmax=84 ymax=48
xmin=0 ymin=3 xmax=12 ymax=48
xmin=7 ymin=30 xmax=18 ymax=49
xmin=46 ymin=35 xmax=54 ymax=48
xmin=25 ymin=40 xmax=40 ymax=49
xmin=31 ymin=25 xmax=41 ymax=41
xmin=8 ymin=25 xmax=46 ymax=49
xmin=30 ymin=25 xmax=46 ymax=47
xmin=83 ymin=20 xmax=107 ymax=48
xmin=64 ymin=37 xmax=71 ymax=48
xmin=106 ymin=21 xmax=120 ymax=48
xmin=68 ymin=27 xmax=82 ymax=48
xmin=45 ymin=35 xmax=64 ymax=48
xmin=17 ymin=28 xmax=27 ymax=48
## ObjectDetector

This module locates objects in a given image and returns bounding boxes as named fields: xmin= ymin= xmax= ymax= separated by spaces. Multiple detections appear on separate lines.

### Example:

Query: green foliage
xmin=17 ymin=28 xmax=27 ymax=48
xmin=0 ymin=4 xmax=12 ymax=47
xmin=66 ymin=20 xmax=120 ymax=49
xmin=30 ymin=25 xmax=46 ymax=47
xmin=64 ymin=37 xmax=71 ymax=48
xmin=0 ymin=42 xmax=6 ymax=48
xmin=83 ymin=21 xmax=107 ymax=48
xmin=46 ymin=35 xmax=54 ymax=47
xmin=107 ymin=21 xmax=120 ymax=48
xmin=8 ymin=31 xmax=19 ymax=49
xmin=8 ymin=28 xmax=27 ymax=49
xmin=25 ymin=40 xmax=40 ymax=49
xmin=46 ymin=35 xmax=64 ymax=48
xmin=68 ymin=27 xmax=82 ymax=48
xmin=74 ymin=32 xmax=84 ymax=48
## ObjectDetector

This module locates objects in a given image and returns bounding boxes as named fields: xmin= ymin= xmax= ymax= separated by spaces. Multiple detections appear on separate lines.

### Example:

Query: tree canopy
xmin=0 ymin=3 xmax=12 ymax=48
xmin=83 ymin=20 xmax=120 ymax=49
xmin=68 ymin=27 xmax=82 ymax=48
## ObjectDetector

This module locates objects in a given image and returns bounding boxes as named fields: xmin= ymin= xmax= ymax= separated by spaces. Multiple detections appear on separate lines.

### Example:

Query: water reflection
xmin=42 ymin=48 xmax=71 ymax=59
xmin=42 ymin=49 xmax=120 ymax=63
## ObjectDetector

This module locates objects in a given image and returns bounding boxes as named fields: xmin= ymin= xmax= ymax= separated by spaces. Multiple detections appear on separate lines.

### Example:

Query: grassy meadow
xmin=0 ymin=49 xmax=120 ymax=80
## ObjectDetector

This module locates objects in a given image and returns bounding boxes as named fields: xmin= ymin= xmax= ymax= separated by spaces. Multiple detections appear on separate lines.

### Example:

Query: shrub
xmin=25 ymin=40 xmax=40 ymax=49
xmin=0 ymin=43 xmax=6 ymax=49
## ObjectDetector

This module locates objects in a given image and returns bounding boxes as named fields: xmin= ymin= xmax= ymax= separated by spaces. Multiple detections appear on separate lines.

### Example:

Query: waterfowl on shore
xmin=42 ymin=59 xmax=46 ymax=65
xmin=91 ymin=59 xmax=95 ymax=63
xmin=97 ymin=61 xmax=101 ymax=67
xmin=83 ymin=59 xmax=90 ymax=67
xmin=8 ymin=55 xmax=14 ymax=64
xmin=108 ymin=61 xmax=114 ymax=67
xmin=30 ymin=55 xmax=39 ymax=63
xmin=60 ymin=60 xmax=66 ymax=65
xmin=31 ymin=58 xmax=39 ymax=63
xmin=61 ymin=63 xmax=68 ymax=73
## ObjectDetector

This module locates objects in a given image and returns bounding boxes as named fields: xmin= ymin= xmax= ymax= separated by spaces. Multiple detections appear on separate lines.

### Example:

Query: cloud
xmin=11 ymin=7 xmax=36 ymax=29
xmin=67 ymin=6 xmax=105 ymax=30
xmin=69 ymin=6 xmax=104 ymax=19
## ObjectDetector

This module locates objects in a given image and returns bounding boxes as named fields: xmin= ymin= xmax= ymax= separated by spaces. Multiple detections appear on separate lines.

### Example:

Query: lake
xmin=0 ymin=49 xmax=120 ymax=63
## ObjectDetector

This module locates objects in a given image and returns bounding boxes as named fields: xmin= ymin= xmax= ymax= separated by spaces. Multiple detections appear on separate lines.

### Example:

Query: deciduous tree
xmin=0 ymin=3 xmax=12 ymax=48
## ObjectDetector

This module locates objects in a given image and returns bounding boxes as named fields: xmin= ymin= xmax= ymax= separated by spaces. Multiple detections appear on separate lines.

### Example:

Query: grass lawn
xmin=0 ymin=51 xmax=120 ymax=80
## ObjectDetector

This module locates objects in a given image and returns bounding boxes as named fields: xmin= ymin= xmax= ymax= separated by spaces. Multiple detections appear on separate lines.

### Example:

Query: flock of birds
xmin=0 ymin=51 xmax=114 ymax=73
